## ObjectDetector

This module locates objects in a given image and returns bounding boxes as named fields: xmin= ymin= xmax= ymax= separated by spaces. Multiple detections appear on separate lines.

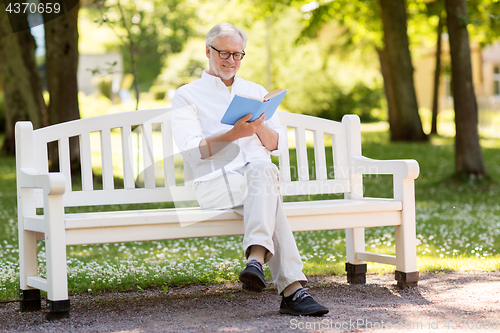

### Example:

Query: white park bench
xmin=15 ymin=109 xmax=419 ymax=320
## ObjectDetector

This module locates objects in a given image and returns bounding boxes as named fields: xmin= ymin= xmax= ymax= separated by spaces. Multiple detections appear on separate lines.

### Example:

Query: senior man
xmin=171 ymin=22 xmax=328 ymax=316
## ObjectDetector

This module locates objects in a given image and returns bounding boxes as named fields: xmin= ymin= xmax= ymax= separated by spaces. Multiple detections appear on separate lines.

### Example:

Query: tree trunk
xmin=379 ymin=0 xmax=427 ymax=141
xmin=0 ymin=7 xmax=46 ymax=154
xmin=44 ymin=3 xmax=80 ymax=125
xmin=377 ymin=47 xmax=401 ymax=139
xmin=431 ymin=15 xmax=443 ymax=135
xmin=444 ymin=0 xmax=488 ymax=179
xmin=44 ymin=3 xmax=81 ymax=171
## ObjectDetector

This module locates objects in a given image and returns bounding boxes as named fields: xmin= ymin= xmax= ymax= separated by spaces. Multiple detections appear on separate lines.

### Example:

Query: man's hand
xmin=200 ymin=113 xmax=278 ymax=159
xmin=231 ymin=113 xmax=265 ymax=138
xmin=232 ymin=113 xmax=279 ymax=151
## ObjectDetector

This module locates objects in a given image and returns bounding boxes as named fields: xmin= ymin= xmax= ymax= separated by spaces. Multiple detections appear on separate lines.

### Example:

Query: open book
xmin=220 ymin=89 xmax=287 ymax=125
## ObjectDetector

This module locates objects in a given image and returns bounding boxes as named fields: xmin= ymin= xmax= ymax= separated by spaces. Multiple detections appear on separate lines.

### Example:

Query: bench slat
xmin=79 ymin=132 xmax=93 ymax=191
xmin=24 ymin=216 xmax=46 ymax=233
xmin=281 ymin=179 xmax=350 ymax=195
xmin=121 ymin=126 xmax=135 ymax=189
xmin=295 ymin=127 xmax=309 ymax=181
xmin=141 ymin=123 xmax=156 ymax=189
xmin=278 ymin=112 xmax=345 ymax=135
xmin=61 ymin=198 xmax=402 ymax=229
xmin=332 ymin=131 xmax=350 ymax=181
xmin=58 ymin=138 xmax=72 ymax=192
xmin=60 ymin=199 xmax=402 ymax=245
xmin=27 ymin=276 xmax=48 ymax=291
xmin=33 ymin=108 xmax=170 ymax=142
xmin=161 ymin=121 xmax=176 ymax=187
xmin=356 ymin=252 xmax=397 ymax=266
xmin=33 ymin=141 xmax=49 ymax=173
xmin=65 ymin=211 xmax=403 ymax=246
xmin=65 ymin=219 xmax=246 ymax=246
xmin=100 ymin=129 xmax=114 ymax=190
xmin=279 ymin=128 xmax=292 ymax=182
xmin=62 ymin=187 xmax=195 ymax=207
xmin=314 ymin=130 xmax=328 ymax=180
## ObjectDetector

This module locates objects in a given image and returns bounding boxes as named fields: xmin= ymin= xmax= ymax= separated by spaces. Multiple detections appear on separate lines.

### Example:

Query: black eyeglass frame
xmin=209 ymin=45 xmax=245 ymax=61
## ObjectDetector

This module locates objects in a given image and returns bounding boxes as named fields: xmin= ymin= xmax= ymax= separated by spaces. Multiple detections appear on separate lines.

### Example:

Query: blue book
xmin=221 ymin=89 xmax=287 ymax=125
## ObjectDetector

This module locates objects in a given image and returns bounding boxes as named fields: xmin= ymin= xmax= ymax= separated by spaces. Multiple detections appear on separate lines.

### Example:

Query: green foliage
xmin=284 ymin=77 xmax=385 ymax=122
xmin=165 ymin=7 xmax=386 ymax=122
xmin=159 ymin=38 xmax=207 ymax=89
xmin=158 ymin=1 xmax=385 ymax=126
xmin=95 ymin=77 xmax=113 ymax=99
xmin=468 ymin=0 xmax=500 ymax=46
xmin=300 ymin=0 xmax=383 ymax=50
xmin=93 ymin=0 xmax=198 ymax=91
xmin=266 ymin=12 xmax=385 ymax=122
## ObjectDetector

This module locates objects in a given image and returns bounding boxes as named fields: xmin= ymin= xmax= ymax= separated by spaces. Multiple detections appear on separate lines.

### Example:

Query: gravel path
xmin=1 ymin=271 xmax=499 ymax=332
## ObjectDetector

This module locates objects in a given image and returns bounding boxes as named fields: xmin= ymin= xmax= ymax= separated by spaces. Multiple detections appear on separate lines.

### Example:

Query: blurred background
xmin=1 ymin=0 xmax=499 ymax=176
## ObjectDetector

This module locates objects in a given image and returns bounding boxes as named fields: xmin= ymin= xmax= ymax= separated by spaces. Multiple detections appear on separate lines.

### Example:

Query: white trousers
xmin=193 ymin=161 xmax=307 ymax=294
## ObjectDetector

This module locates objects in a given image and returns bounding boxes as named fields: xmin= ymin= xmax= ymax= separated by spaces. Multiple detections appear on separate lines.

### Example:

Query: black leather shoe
xmin=239 ymin=260 xmax=266 ymax=291
xmin=280 ymin=288 xmax=329 ymax=316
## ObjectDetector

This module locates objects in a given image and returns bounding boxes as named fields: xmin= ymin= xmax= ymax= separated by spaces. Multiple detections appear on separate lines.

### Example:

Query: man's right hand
xmin=232 ymin=113 xmax=265 ymax=139
xmin=200 ymin=113 xmax=266 ymax=159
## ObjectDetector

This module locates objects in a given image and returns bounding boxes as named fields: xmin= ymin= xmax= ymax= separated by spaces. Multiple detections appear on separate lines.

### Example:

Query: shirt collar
xmin=202 ymin=70 xmax=239 ymax=89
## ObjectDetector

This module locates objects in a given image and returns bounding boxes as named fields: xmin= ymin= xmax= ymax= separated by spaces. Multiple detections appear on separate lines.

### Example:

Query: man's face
xmin=206 ymin=34 xmax=245 ymax=86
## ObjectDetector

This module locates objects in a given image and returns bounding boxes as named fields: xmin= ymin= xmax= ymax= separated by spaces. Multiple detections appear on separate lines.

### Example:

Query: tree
xmin=444 ymin=0 xmax=488 ymax=179
xmin=300 ymin=0 xmax=427 ymax=141
xmin=421 ymin=0 xmax=446 ymax=135
xmin=430 ymin=14 xmax=444 ymax=135
xmin=0 ymin=6 xmax=47 ymax=154
xmin=379 ymin=0 xmax=427 ymax=141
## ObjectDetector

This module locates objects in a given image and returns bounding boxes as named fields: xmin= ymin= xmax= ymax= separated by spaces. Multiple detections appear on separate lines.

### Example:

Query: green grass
xmin=1 ymin=124 xmax=500 ymax=301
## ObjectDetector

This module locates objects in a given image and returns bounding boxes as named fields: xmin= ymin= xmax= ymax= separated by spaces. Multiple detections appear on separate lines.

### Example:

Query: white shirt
xmin=171 ymin=70 xmax=287 ymax=182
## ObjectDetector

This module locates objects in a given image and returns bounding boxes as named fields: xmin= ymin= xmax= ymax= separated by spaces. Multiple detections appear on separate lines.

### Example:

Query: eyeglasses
xmin=209 ymin=45 xmax=245 ymax=61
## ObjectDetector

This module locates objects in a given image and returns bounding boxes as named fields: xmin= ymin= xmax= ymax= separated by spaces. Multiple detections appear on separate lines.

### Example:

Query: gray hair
xmin=205 ymin=23 xmax=247 ymax=49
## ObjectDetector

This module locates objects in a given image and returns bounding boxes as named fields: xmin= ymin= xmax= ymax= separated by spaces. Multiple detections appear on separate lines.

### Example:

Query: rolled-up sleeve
xmin=266 ymin=113 xmax=287 ymax=157
xmin=171 ymin=92 xmax=204 ymax=165
xmin=256 ymin=86 xmax=287 ymax=157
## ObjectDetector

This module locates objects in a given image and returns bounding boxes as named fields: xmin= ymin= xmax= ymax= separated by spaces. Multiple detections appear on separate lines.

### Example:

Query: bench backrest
xmin=16 ymin=109 xmax=361 ymax=209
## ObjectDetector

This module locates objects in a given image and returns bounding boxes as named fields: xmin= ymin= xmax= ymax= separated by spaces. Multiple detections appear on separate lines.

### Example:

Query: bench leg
xmin=46 ymin=300 xmax=70 ymax=321
xmin=44 ymin=193 xmax=70 ymax=320
xmin=345 ymin=263 xmax=367 ymax=284
xmin=395 ymin=271 xmax=419 ymax=289
xmin=345 ymin=228 xmax=366 ymax=284
xmin=20 ymin=289 xmax=41 ymax=312
xmin=394 ymin=178 xmax=419 ymax=289
xmin=18 ymin=190 xmax=40 ymax=310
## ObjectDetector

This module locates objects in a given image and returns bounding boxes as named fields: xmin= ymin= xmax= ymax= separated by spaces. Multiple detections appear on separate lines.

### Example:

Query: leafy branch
xmin=93 ymin=0 xmax=140 ymax=111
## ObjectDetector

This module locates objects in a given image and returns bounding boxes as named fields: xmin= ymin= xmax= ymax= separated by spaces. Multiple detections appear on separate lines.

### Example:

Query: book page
xmin=237 ymin=94 xmax=263 ymax=101
xmin=264 ymin=88 xmax=285 ymax=101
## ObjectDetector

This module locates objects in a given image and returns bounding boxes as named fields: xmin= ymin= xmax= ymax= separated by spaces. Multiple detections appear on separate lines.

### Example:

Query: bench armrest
xmin=351 ymin=155 xmax=419 ymax=202
xmin=18 ymin=168 xmax=66 ymax=195
xmin=351 ymin=156 xmax=420 ymax=180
